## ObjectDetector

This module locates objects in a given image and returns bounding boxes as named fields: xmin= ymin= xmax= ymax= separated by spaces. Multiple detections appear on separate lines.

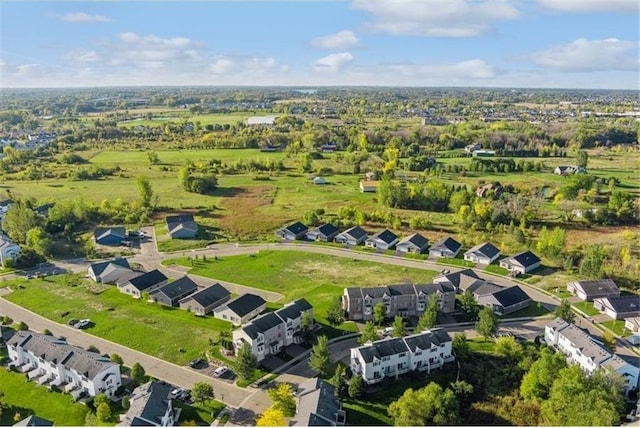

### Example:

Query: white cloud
xmin=536 ymin=0 xmax=639 ymax=13
xmin=311 ymin=30 xmax=360 ymax=50
xmin=529 ymin=38 xmax=639 ymax=72
xmin=57 ymin=12 xmax=111 ymax=23
xmin=313 ymin=52 xmax=354 ymax=72
xmin=62 ymin=50 xmax=101 ymax=64
xmin=351 ymin=0 xmax=519 ymax=37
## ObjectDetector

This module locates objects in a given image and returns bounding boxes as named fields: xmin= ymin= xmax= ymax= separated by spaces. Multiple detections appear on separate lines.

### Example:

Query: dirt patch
xmin=217 ymin=186 xmax=281 ymax=238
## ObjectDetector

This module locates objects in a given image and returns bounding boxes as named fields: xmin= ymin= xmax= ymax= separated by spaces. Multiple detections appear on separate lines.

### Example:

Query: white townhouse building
xmin=350 ymin=329 xmax=454 ymax=385
xmin=7 ymin=331 xmax=121 ymax=400
xmin=118 ymin=381 xmax=177 ymax=426
xmin=545 ymin=318 xmax=640 ymax=393
xmin=232 ymin=298 xmax=313 ymax=361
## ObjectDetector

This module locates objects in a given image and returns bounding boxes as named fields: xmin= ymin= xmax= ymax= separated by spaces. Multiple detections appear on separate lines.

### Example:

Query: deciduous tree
xmin=520 ymin=348 xmax=567 ymax=402
xmin=236 ymin=342 xmax=258 ymax=382
xmin=417 ymin=294 xmax=439 ymax=331
xmin=131 ymin=362 xmax=146 ymax=384
xmin=267 ymin=383 xmax=296 ymax=417
xmin=192 ymin=382 xmax=214 ymax=405
xmin=388 ymin=382 xmax=459 ymax=426
xmin=256 ymin=408 xmax=285 ymax=426
xmin=373 ymin=302 xmax=386 ymax=325
xmin=391 ymin=315 xmax=406 ymax=338
xmin=308 ymin=335 xmax=331 ymax=377
xmin=359 ymin=321 xmax=378 ymax=345
xmin=553 ymin=299 xmax=575 ymax=323
xmin=348 ymin=375 xmax=363 ymax=399
xmin=325 ymin=297 xmax=345 ymax=327
xmin=475 ymin=306 xmax=498 ymax=341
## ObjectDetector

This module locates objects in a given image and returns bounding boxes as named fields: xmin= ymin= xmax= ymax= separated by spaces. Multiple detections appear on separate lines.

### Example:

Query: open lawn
xmin=0 ymin=368 xmax=91 ymax=426
xmin=163 ymin=250 xmax=437 ymax=326
xmin=572 ymin=301 xmax=600 ymax=316
xmin=3 ymin=275 xmax=232 ymax=365
xmin=172 ymin=399 xmax=226 ymax=425
xmin=600 ymin=319 xmax=629 ymax=336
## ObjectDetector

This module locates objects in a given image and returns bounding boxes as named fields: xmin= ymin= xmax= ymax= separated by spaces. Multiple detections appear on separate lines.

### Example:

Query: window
xmin=373 ymin=361 xmax=380 ymax=367
xmin=373 ymin=371 xmax=381 ymax=379
xmin=397 ymin=363 xmax=405 ymax=369
xmin=398 ymin=353 xmax=406 ymax=358
xmin=415 ymin=351 xmax=422 ymax=356
xmin=257 ymin=345 xmax=264 ymax=353
xmin=417 ymin=361 xmax=422 ymax=368
xmin=382 ymin=356 xmax=390 ymax=362
xmin=287 ymin=330 xmax=292 ymax=338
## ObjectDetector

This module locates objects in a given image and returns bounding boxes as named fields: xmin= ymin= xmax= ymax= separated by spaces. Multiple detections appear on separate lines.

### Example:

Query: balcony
xmin=19 ymin=361 xmax=35 ymax=373
xmin=65 ymin=382 xmax=80 ymax=393
xmin=36 ymin=373 xmax=55 ymax=385
xmin=28 ymin=368 xmax=43 ymax=380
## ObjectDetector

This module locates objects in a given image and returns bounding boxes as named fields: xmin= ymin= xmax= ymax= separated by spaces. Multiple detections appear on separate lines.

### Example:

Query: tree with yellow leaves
xmin=256 ymin=408 xmax=285 ymax=427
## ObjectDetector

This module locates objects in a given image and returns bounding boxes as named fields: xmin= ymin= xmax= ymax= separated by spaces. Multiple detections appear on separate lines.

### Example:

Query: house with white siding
xmin=544 ymin=318 xmax=640 ymax=393
xmin=87 ymin=258 xmax=133 ymax=284
xmin=499 ymin=250 xmax=541 ymax=275
xmin=365 ymin=229 xmax=399 ymax=250
xmin=396 ymin=233 xmax=429 ymax=254
xmin=463 ymin=242 xmax=500 ymax=265
xmin=350 ymin=329 xmax=454 ymax=385
xmin=593 ymin=295 xmax=640 ymax=320
xmin=428 ymin=237 xmax=462 ymax=258
xmin=567 ymin=279 xmax=620 ymax=302
xmin=213 ymin=293 xmax=266 ymax=325
xmin=7 ymin=331 xmax=121 ymax=400
xmin=118 ymin=381 xmax=177 ymax=426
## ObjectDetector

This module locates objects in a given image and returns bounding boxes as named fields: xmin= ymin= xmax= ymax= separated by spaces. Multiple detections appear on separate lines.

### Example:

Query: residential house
xmin=306 ymin=223 xmax=339 ymax=242
xmin=232 ymin=298 xmax=313 ymax=361
xmin=179 ymin=283 xmax=231 ymax=316
xmin=476 ymin=286 xmax=531 ymax=315
xmin=499 ymin=250 xmax=541 ymax=275
xmin=544 ymin=318 xmax=640 ymax=392
xmin=464 ymin=143 xmax=482 ymax=153
xmin=13 ymin=416 xmax=54 ymax=426
xmin=428 ymin=237 xmax=462 ymax=258
xmin=567 ymin=279 xmax=620 ymax=301
xmin=625 ymin=317 xmax=640 ymax=333
xmin=213 ymin=293 xmax=267 ymax=325
xmin=165 ymin=215 xmax=198 ymax=239
xmin=475 ymin=183 xmax=503 ymax=198
xmin=87 ymin=258 xmax=132 ymax=284
xmin=350 ymin=329 xmax=454 ymax=385
xmin=275 ymin=221 xmax=309 ymax=241
xmin=342 ymin=283 xmax=456 ymax=321
xmin=93 ymin=226 xmax=126 ymax=246
xmin=292 ymin=378 xmax=345 ymax=426
xmin=593 ymin=295 xmax=640 ymax=320
xmin=554 ymin=165 xmax=586 ymax=176
xmin=396 ymin=233 xmax=429 ymax=254
xmin=118 ymin=381 xmax=177 ymax=426
xmin=359 ymin=180 xmax=379 ymax=192
xmin=0 ymin=234 xmax=20 ymax=266
xmin=365 ymin=229 xmax=399 ymax=250
xmin=118 ymin=269 xmax=168 ymax=299
xmin=433 ymin=269 xmax=482 ymax=293
xmin=149 ymin=276 xmax=198 ymax=306
xmin=7 ymin=331 xmax=121 ymax=400
xmin=464 ymin=242 xmax=500 ymax=265
xmin=334 ymin=226 xmax=368 ymax=246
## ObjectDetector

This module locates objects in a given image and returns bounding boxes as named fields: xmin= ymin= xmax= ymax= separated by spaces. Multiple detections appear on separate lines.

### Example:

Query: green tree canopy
xmin=391 ymin=315 xmax=407 ymax=338
xmin=388 ymin=382 xmax=459 ymax=426
xmin=553 ymin=299 xmax=575 ymax=323
xmin=417 ymin=294 xmax=439 ymax=331
xmin=308 ymin=335 xmax=331 ymax=377
xmin=325 ymin=297 xmax=345 ymax=327
xmin=475 ymin=306 xmax=498 ymax=341
xmin=191 ymin=382 xmax=214 ymax=405
xmin=373 ymin=302 xmax=386 ymax=325
xmin=236 ymin=342 xmax=258 ymax=382
xmin=267 ymin=383 xmax=296 ymax=417
xmin=359 ymin=321 xmax=379 ymax=345
xmin=520 ymin=348 xmax=567 ymax=402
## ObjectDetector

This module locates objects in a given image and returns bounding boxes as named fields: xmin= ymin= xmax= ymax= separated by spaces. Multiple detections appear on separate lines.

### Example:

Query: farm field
xmin=0 ymin=368 xmax=90 ymax=426
xmin=3 ymin=275 xmax=232 ymax=365
xmin=117 ymin=112 xmax=265 ymax=127
xmin=162 ymin=250 xmax=438 ymax=325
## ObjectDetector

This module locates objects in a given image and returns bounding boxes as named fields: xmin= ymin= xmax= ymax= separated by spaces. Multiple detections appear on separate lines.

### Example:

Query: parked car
xmin=67 ymin=318 xmax=80 ymax=327
xmin=75 ymin=319 xmax=91 ymax=329
xmin=213 ymin=366 xmax=229 ymax=377
xmin=188 ymin=358 xmax=203 ymax=368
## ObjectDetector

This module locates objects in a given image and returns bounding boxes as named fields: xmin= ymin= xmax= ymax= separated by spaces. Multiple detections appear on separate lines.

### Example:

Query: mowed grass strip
xmin=3 ymin=276 xmax=232 ymax=365
xmin=0 ymin=368 xmax=90 ymax=426
xmin=164 ymin=250 xmax=437 ymax=323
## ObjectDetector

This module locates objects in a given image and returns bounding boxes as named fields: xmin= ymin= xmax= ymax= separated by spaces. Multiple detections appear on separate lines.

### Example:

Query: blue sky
xmin=1 ymin=0 xmax=638 ymax=89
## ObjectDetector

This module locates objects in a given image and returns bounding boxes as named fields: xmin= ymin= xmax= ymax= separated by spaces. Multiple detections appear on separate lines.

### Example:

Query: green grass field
xmin=173 ymin=399 xmax=226 ymax=425
xmin=600 ymin=319 xmax=628 ymax=336
xmin=3 ymin=275 xmax=232 ymax=365
xmin=0 ymin=368 xmax=91 ymax=426
xmin=163 ymin=250 xmax=437 ymax=325
xmin=572 ymin=301 xmax=600 ymax=316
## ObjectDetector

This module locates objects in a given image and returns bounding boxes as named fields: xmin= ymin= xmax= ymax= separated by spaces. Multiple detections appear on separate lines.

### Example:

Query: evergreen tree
xmin=236 ymin=342 xmax=258 ymax=382
xmin=359 ymin=321 xmax=379 ymax=345
xmin=308 ymin=335 xmax=331 ymax=377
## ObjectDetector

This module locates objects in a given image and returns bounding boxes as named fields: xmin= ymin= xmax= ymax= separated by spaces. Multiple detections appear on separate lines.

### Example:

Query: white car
xmin=213 ymin=366 xmax=228 ymax=377
xmin=75 ymin=319 xmax=91 ymax=329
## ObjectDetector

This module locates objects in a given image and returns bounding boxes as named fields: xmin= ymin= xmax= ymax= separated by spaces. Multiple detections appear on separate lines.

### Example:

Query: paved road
xmin=0 ymin=298 xmax=265 ymax=410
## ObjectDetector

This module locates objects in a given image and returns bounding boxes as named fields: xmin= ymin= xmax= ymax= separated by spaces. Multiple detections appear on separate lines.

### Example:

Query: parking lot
xmin=190 ymin=361 xmax=237 ymax=383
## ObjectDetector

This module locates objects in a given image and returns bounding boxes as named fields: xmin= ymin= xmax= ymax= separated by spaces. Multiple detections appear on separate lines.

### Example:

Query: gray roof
xmin=242 ymin=312 xmax=283 ymax=339
xmin=314 ymin=223 xmax=339 ymax=237
xmin=472 ymin=282 xmax=504 ymax=297
xmin=165 ymin=214 xmax=195 ymax=225
xmin=368 ymin=229 xmax=398 ymax=245
xmin=345 ymin=288 xmax=363 ymax=298
xmin=465 ymin=242 xmax=500 ymax=259
xmin=505 ymin=250 xmax=541 ymax=268
xmin=548 ymin=319 xmax=618 ymax=366
xmin=89 ymin=258 xmax=130 ymax=277
xmin=387 ymin=284 xmax=416 ymax=296
xmin=280 ymin=221 xmax=308 ymax=235
xmin=595 ymin=295 xmax=640 ymax=314
xmin=276 ymin=298 xmax=312 ymax=321
xmin=150 ymin=276 xmax=197 ymax=301
xmin=397 ymin=233 xmax=428 ymax=248
xmin=356 ymin=337 xmax=409 ymax=363
xmin=360 ymin=286 xmax=390 ymax=299
xmin=430 ymin=236 xmax=461 ymax=253
xmin=436 ymin=269 xmax=481 ymax=289
xmin=339 ymin=225 xmax=367 ymax=240
xmin=13 ymin=416 xmax=54 ymax=426
xmin=120 ymin=382 xmax=171 ymax=427
xmin=180 ymin=283 xmax=230 ymax=307
xmin=294 ymin=378 xmax=342 ymax=426
xmin=490 ymin=286 xmax=531 ymax=308
xmin=403 ymin=328 xmax=452 ymax=352
xmin=415 ymin=283 xmax=455 ymax=294
xmin=125 ymin=269 xmax=167 ymax=291
xmin=225 ymin=293 xmax=266 ymax=317
xmin=93 ymin=226 xmax=126 ymax=242
xmin=569 ymin=279 xmax=619 ymax=297
xmin=7 ymin=331 xmax=117 ymax=380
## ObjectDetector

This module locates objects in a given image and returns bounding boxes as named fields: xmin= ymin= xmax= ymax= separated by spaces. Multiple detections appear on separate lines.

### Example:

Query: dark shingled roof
xmin=89 ymin=258 xmax=130 ymax=277
xmin=276 ymin=298 xmax=312 ymax=321
xmin=13 ymin=416 xmax=54 ymax=426
xmin=242 ymin=312 xmax=283 ymax=338
xmin=126 ymin=269 xmax=167 ymax=291
xmin=316 ymin=223 xmax=339 ymax=236
xmin=430 ymin=236 xmax=462 ymax=253
xmin=403 ymin=328 xmax=452 ymax=352
xmin=165 ymin=214 xmax=195 ymax=225
xmin=465 ymin=242 xmax=500 ymax=259
xmin=414 ymin=283 xmax=455 ymax=295
xmin=360 ymin=286 xmax=390 ymax=299
xmin=180 ymin=283 xmax=230 ymax=307
xmin=398 ymin=232 xmax=428 ymax=248
xmin=345 ymin=288 xmax=363 ymax=298
xmin=150 ymin=276 xmax=197 ymax=301
xmin=597 ymin=295 xmax=640 ymax=314
xmin=294 ymin=378 xmax=342 ymax=427
xmin=490 ymin=286 xmax=530 ymax=307
xmin=507 ymin=250 xmax=541 ymax=268
xmin=340 ymin=225 xmax=367 ymax=240
xmin=369 ymin=229 xmax=398 ymax=245
xmin=473 ymin=282 xmax=503 ymax=297
xmin=121 ymin=381 xmax=172 ymax=426
xmin=93 ymin=226 xmax=126 ymax=242
xmin=437 ymin=269 xmax=481 ymax=289
xmin=387 ymin=284 xmax=416 ymax=296
xmin=282 ymin=221 xmax=308 ymax=235
xmin=225 ymin=293 xmax=266 ymax=317
xmin=569 ymin=279 xmax=619 ymax=296
xmin=357 ymin=337 xmax=409 ymax=363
